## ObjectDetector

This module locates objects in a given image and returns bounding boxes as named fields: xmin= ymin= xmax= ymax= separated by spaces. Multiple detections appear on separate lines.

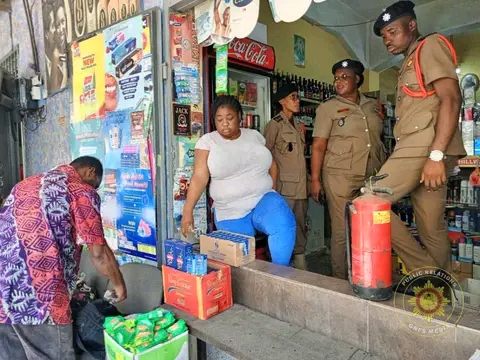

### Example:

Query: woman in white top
xmin=181 ymin=95 xmax=296 ymax=266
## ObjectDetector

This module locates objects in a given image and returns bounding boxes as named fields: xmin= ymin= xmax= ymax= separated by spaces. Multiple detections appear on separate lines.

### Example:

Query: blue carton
xmin=164 ymin=238 xmax=194 ymax=272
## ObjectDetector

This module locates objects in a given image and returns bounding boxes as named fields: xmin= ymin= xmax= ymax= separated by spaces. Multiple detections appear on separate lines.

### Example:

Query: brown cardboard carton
xmin=200 ymin=232 xmax=255 ymax=267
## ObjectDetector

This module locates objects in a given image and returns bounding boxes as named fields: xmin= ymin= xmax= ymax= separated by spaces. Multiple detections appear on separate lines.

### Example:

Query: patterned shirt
xmin=0 ymin=165 xmax=106 ymax=325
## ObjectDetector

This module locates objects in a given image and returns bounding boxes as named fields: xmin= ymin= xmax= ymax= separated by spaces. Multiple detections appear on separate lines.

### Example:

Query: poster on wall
xmin=116 ymin=168 xmax=157 ymax=261
xmin=69 ymin=13 xmax=158 ymax=263
xmin=103 ymin=110 xmax=132 ymax=169
xmin=177 ymin=137 xmax=198 ymax=167
xmin=41 ymin=0 xmax=141 ymax=95
xmin=104 ymin=15 xmax=145 ymax=112
xmin=101 ymin=169 xmax=118 ymax=250
xmin=71 ymin=34 xmax=106 ymax=122
xmin=70 ymin=118 xmax=105 ymax=160
xmin=169 ymin=13 xmax=201 ymax=105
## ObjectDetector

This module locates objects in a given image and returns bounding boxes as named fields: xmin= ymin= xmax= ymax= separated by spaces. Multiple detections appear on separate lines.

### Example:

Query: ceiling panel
xmin=305 ymin=0 xmax=480 ymax=72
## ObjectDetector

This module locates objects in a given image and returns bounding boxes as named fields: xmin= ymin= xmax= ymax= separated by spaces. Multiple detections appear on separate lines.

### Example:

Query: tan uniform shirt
xmin=313 ymin=93 xmax=386 ymax=176
xmin=264 ymin=111 xmax=308 ymax=199
xmin=394 ymin=33 xmax=466 ymax=158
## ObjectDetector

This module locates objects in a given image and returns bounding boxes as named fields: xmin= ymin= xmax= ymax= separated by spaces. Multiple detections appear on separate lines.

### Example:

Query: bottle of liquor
xmin=298 ymin=77 xmax=304 ymax=98
xmin=272 ymin=71 xmax=279 ymax=95
xmin=308 ymin=79 xmax=313 ymax=99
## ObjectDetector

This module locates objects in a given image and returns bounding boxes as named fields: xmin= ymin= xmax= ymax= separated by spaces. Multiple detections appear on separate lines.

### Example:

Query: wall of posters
xmin=169 ymin=12 xmax=208 ymax=240
xmin=41 ymin=0 xmax=141 ymax=95
xmin=69 ymin=13 xmax=158 ymax=262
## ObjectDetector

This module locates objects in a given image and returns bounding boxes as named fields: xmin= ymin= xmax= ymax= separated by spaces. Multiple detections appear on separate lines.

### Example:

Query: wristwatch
xmin=429 ymin=150 xmax=445 ymax=162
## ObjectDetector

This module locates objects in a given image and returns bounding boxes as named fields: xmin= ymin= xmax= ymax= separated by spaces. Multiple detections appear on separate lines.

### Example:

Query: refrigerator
xmin=68 ymin=8 xmax=167 ymax=266
xmin=202 ymin=37 xmax=275 ymax=232
xmin=203 ymin=37 xmax=274 ymax=134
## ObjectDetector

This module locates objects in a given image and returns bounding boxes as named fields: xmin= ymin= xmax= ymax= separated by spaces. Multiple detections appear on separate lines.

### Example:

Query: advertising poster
xmin=130 ymin=110 xmax=145 ymax=143
xmin=103 ymin=110 xmax=132 ymax=169
xmin=169 ymin=13 xmax=201 ymax=105
xmin=173 ymin=167 xmax=207 ymax=237
xmin=101 ymin=169 xmax=119 ymax=250
xmin=71 ymin=35 xmax=106 ymax=123
xmin=177 ymin=137 xmax=198 ymax=167
xmin=104 ymin=15 xmax=145 ymax=112
xmin=116 ymin=168 xmax=157 ymax=261
xmin=70 ymin=119 xmax=105 ymax=160
xmin=173 ymin=104 xmax=191 ymax=136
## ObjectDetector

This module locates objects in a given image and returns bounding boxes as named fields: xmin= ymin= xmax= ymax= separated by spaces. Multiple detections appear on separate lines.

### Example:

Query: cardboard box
xmin=165 ymin=239 xmax=193 ymax=272
xmin=162 ymin=260 xmax=232 ymax=320
xmin=473 ymin=264 xmax=480 ymax=280
xmin=200 ymin=232 xmax=255 ymax=267
xmin=104 ymin=330 xmax=188 ymax=360
xmin=452 ymin=260 xmax=473 ymax=278
xmin=453 ymin=278 xmax=480 ymax=311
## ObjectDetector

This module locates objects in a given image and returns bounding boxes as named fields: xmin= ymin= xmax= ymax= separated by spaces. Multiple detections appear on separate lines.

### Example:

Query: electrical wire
xmin=22 ymin=0 xmax=40 ymax=72
xmin=8 ymin=12 xmax=13 ymax=50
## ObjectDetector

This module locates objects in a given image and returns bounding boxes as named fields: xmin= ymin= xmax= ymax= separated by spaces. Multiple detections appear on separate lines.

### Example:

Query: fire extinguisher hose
xmin=345 ymin=201 xmax=353 ymax=286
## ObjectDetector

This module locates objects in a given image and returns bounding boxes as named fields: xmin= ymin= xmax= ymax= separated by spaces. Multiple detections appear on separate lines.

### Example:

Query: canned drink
xmin=253 ymin=115 xmax=260 ymax=131
xmin=245 ymin=114 xmax=253 ymax=128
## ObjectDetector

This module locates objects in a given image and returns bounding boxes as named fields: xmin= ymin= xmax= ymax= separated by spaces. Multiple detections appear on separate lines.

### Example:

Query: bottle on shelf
xmin=298 ymin=77 xmax=304 ymax=98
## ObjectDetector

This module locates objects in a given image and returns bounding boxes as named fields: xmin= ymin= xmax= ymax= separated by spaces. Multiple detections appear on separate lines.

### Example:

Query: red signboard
xmin=227 ymin=38 xmax=275 ymax=71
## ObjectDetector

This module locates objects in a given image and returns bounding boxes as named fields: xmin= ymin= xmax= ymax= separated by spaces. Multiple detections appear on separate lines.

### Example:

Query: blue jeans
xmin=214 ymin=191 xmax=296 ymax=266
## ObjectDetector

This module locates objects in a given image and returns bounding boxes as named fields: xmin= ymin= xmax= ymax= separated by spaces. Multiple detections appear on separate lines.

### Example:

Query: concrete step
xmin=231 ymin=260 xmax=480 ymax=360
xmin=165 ymin=304 xmax=382 ymax=360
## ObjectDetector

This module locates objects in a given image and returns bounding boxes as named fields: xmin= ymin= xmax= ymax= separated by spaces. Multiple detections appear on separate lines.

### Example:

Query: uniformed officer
xmin=310 ymin=59 xmax=387 ymax=280
xmin=264 ymin=82 xmax=308 ymax=270
xmin=372 ymin=2 xmax=466 ymax=279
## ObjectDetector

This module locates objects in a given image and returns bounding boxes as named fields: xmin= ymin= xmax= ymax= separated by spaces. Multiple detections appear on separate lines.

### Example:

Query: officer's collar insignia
xmin=407 ymin=58 xmax=413 ymax=67
xmin=382 ymin=13 xmax=391 ymax=22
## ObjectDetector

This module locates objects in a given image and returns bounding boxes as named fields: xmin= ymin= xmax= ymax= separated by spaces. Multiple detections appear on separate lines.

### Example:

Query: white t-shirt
xmin=195 ymin=128 xmax=273 ymax=221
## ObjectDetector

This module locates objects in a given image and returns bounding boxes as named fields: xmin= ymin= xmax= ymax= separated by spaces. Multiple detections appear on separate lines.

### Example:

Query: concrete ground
xmin=305 ymin=250 xmax=332 ymax=276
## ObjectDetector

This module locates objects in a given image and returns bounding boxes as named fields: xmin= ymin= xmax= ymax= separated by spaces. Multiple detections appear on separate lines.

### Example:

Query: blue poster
xmin=103 ymin=110 xmax=132 ymax=169
xmin=70 ymin=119 xmax=105 ymax=161
xmin=104 ymin=15 xmax=145 ymax=112
xmin=116 ymin=168 xmax=157 ymax=261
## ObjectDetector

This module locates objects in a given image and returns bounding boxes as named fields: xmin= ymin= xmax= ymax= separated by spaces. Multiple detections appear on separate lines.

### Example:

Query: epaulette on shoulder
xmin=364 ymin=94 xmax=377 ymax=99
xmin=272 ymin=114 xmax=283 ymax=122
xmin=322 ymin=96 xmax=334 ymax=103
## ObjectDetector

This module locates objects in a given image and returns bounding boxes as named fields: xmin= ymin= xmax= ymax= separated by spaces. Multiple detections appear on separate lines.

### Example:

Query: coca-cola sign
xmin=227 ymin=38 xmax=275 ymax=71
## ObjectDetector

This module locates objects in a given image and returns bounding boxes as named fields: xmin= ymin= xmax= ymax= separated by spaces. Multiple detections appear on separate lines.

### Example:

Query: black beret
xmin=332 ymin=59 xmax=365 ymax=76
xmin=274 ymin=82 xmax=298 ymax=102
xmin=373 ymin=1 xmax=416 ymax=37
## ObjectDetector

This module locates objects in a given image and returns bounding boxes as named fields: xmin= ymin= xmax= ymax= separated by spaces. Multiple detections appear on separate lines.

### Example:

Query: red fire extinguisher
xmin=345 ymin=174 xmax=393 ymax=301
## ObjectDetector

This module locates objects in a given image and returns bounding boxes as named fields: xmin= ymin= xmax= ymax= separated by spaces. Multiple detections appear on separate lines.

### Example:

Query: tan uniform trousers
xmin=323 ymin=159 xmax=377 ymax=280
xmin=285 ymin=198 xmax=309 ymax=255
xmin=375 ymin=156 xmax=457 ymax=274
